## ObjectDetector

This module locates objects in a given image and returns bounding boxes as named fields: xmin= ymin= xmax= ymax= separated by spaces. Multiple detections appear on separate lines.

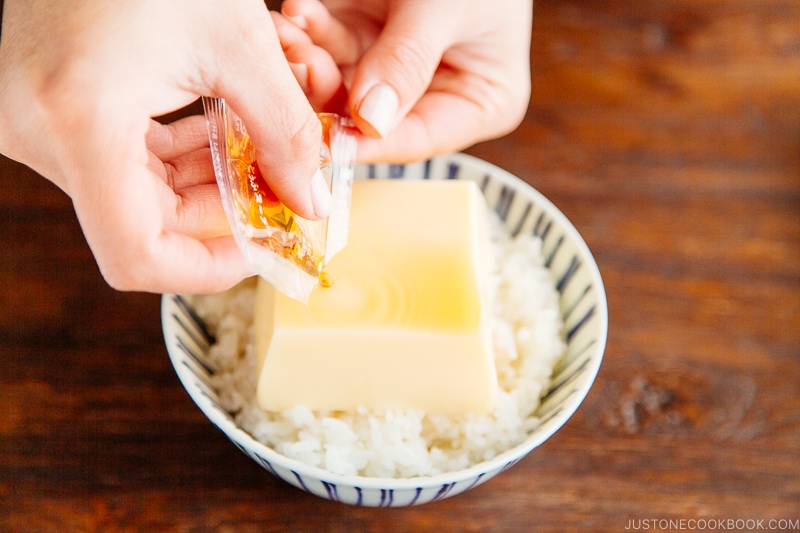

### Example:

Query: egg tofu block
xmin=254 ymin=179 xmax=496 ymax=414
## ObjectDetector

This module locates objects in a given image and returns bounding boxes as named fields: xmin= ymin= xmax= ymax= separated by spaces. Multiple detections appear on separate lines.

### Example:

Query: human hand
xmin=274 ymin=0 xmax=532 ymax=162
xmin=0 ymin=0 xmax=328 ymax=294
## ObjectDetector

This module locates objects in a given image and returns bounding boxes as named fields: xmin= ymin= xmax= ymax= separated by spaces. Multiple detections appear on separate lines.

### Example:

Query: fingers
xmin=354 ymin=57 xmax=531 ymax=162
xmin=105 ymin=230 xmax=251 ymax=295
xmin=280 ymin=0 xmax=365 ymax=66
xmin=146 ymin=118 xmax=231 ymax=240
xmin=70 ymin=117 xmax=251 ymax=294
xmin=147 ymin=233 xmax=252 ymax=295
xmin=147 ymin=150 xmax=231 ymax=241
xmin=146 ymin=115 xmax=208 ymax=161
xmin=271 ymin=12 xmax=345 ymax=113
xmin=150 ymin=146 xmax=215 ymax=192
xmin=206 ymin=3 xmax=329 ymax=220
xmin=352 ymin=91 xmax=503 ymax=163
xmin=318 ymin=0 xmax=531 ymax=160
xmin=279 ymin=0 xmax=532 ymax=159
xmin=344 ymin=1 xmax=453 ymax=140
xmin=167 ymin=182 xmax=231 ymax=240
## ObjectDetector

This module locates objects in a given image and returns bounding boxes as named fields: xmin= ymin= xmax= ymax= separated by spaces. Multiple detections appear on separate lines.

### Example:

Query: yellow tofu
xmin=254 ymin=179 xmax=496 ymax=414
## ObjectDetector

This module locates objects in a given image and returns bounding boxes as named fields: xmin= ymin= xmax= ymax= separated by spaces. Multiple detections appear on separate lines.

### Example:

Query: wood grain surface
xmin=1 ymin=0 xmax=799 ymax=531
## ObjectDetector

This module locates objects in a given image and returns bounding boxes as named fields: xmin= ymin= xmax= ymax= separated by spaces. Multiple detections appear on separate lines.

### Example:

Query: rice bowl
xmin=161 ymin=153 xmax=608 ymax=506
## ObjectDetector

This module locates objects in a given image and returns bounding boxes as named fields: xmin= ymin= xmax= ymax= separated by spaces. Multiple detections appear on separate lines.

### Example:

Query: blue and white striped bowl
xmin=162 ymin=152 xmax=608 ymax=507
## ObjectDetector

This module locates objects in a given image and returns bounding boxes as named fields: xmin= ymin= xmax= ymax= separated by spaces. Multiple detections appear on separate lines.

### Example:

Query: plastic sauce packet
xmin=203 ymin=97 xmax=357 ymax=304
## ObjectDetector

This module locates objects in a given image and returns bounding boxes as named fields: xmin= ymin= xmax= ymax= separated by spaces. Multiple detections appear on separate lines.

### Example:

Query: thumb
xmin=212 ymin=7 xmax=329 ymax=220
xmin=347 ymin=1 xmax=451 ymax=139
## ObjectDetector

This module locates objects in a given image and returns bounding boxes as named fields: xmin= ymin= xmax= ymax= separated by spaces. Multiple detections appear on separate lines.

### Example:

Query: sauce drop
xmin=318 ymin=271 xmax=335 ymax=288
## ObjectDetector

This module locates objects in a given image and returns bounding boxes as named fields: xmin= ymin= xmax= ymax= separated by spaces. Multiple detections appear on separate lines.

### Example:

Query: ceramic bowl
xmin=161 ymin=152 xmax=608 ymax=507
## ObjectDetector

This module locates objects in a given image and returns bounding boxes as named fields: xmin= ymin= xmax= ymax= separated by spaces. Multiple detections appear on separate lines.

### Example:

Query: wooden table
xmin=2 ymin=1 xmax=798 ymax=531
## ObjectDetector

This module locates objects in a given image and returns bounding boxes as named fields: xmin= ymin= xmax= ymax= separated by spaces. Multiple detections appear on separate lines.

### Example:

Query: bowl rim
xmin=162 ymin=152 xmax=608 ymax=489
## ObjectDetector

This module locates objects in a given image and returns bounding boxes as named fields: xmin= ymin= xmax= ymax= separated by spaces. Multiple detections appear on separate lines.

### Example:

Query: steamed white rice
xmin=192 ymin=214 xmax=566 ymax=478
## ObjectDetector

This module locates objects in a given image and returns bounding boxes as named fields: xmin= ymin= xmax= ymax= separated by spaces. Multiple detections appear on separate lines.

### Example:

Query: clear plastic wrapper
xmin=203 ymin=97 xmax=356 ymax=303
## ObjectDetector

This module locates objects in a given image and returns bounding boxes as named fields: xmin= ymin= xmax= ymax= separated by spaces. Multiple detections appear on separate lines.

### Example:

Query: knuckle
xmin=483 ymin=78 xmax=531 ymax=137
xmin=272 ymin=109 xmax=321 ymax=184
xmin=35 ymin=57 xmax=89 ymax=109
xmin=34 ymin=63 xmax=101 ymax=141
xmin=384 ymin=38 xmax=436 ymax=95
xmin=98 ymin=245 xmax=156 ymax=292
xmin=503 ymin=90 xmax=531 ymax=134
xmin=101 ymin=264 xmax=140 ymax=292
xmin=286 ymin=109 xmax=322 ymax=159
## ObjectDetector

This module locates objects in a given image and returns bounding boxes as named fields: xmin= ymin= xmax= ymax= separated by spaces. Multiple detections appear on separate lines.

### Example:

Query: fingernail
xmin=286 ymin=14 xmax=308 ymax=30
xmin=288 ymin=62 xmax=309 ymax=93
xmin=358 ymin=83 xmax=399 ymax=139
xmin=310 ymin=168 xmax=332 ymax=218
